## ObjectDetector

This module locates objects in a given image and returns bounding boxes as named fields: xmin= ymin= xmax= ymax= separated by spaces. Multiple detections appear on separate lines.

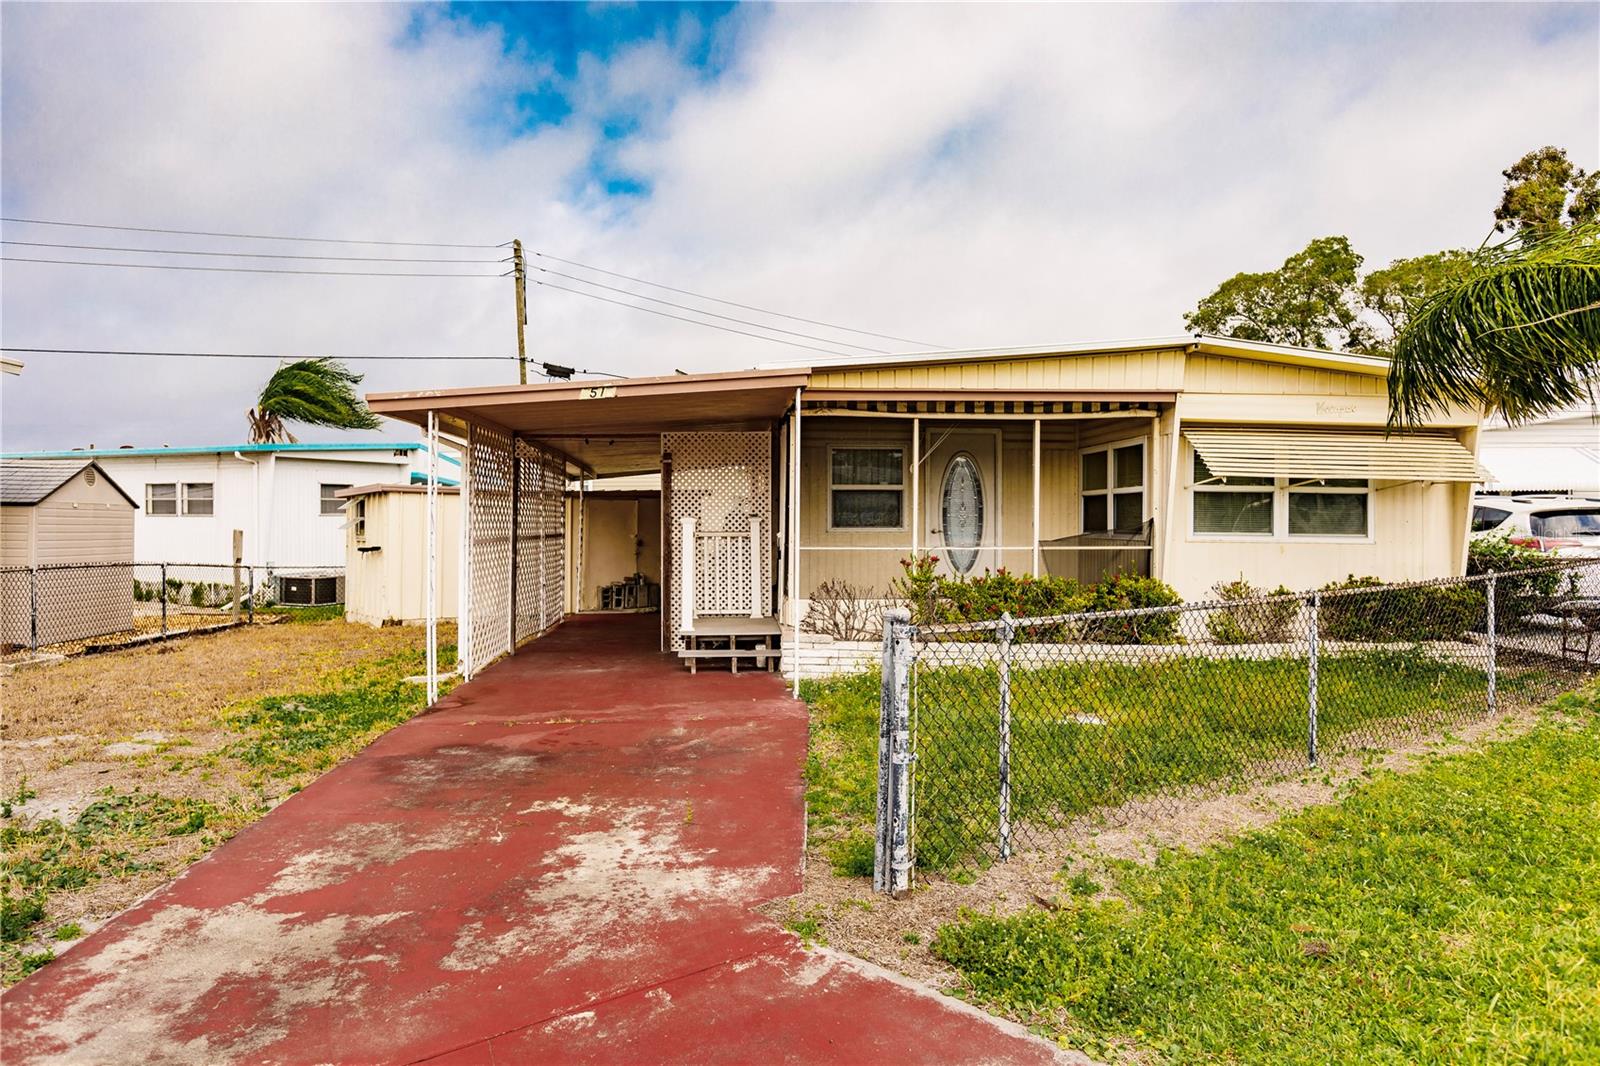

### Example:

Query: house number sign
xmin=580 ymin=385 xmax=617 ymax=399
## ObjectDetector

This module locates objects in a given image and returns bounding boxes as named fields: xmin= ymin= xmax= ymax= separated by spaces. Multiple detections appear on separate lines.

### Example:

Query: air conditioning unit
xmin=275 ymin=573 xmax=342 ymax=605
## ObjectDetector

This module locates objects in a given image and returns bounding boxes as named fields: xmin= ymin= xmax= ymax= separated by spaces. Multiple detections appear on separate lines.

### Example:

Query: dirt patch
xmin=768 ymin=704 xmax=1551 ymax=988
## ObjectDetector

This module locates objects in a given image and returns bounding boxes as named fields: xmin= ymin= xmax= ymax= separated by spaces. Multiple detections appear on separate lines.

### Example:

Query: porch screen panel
xmin=662 ymin=431 xmax=772 ymax=650
xmin=466 ymin=422 xmax=514 ymax=674
xmin=513 ymin=439 xmax=567 ymax=645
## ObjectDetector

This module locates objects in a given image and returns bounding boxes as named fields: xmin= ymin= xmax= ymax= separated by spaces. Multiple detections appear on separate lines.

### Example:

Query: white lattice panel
xmin=467 ymin=423 xmax=514 ymax=674
xmin=513 ymin=440 xmax=567 ymax=645
xmin=663 ymin=431 xmax=771 ymax=649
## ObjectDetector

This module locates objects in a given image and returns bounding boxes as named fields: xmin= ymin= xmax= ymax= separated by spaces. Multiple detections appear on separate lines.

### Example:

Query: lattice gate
xmin=462 ymin=425 xmax=568 ymax=678
xmin=663 ymin=432 xmax=772 ymax=650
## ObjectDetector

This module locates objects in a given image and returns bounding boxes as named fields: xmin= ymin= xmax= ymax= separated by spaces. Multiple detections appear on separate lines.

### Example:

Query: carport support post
xmin=1486 ymin=572 xmax=1497 ymax=715
xmin=875 ymin=607 xmax=913 ymax=897
xmin=998 ymin=612 xmax=1014 ymax=861
xmin=425 ymin=410 xmax=440 ymax=707
xmin=1307 ymin=591 xmax=1320 ymax=767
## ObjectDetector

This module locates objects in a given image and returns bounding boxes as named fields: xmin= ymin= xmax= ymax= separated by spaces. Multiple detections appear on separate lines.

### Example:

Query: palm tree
xmin=1388 ymin=223 xmax=1600 ymax=427
xmin=247 ymin=358 xmax=382 ymax=443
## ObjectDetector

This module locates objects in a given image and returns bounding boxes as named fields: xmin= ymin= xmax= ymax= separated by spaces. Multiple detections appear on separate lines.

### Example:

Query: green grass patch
xmin=932 ymin=688 xmax=1600 ymax=1064
xmin=222 ymin=642 xmax=456 ymax=776
xmin=803 ymin=649 xmax=1552 ymax=876
xmin=2 ymin=788 xmax=253 ymax=982
xmin=255 ymin=604 xmax=346 ymax=624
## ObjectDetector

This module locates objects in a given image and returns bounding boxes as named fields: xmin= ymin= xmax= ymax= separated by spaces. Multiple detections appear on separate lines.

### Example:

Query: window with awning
xmin=1183 ymin=427 xmax=1485 ymax=483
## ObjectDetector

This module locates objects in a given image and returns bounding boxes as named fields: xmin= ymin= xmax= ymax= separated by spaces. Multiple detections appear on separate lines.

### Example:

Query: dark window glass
xmin=832 ymin=490 xmax=903 ymax=529
xmin=1195 ymin=491 xmax=1274 ymax=534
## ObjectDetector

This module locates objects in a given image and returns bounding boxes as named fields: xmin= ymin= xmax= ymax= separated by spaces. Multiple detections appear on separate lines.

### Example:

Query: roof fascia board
xmin=366 ymin=367 xmax=812 ymax=412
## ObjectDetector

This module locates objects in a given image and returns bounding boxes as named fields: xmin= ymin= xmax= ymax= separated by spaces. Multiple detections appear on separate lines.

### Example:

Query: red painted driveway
xmin=2 ymin=615 xmax=1075 ymax=1065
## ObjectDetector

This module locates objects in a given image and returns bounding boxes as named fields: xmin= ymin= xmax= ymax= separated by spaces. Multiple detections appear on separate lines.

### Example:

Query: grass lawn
xmin=931 ymin=686 xmax=1600 ymax=1064
xmin=803 ymin=648 xmax=1578 ymax=877
xmin=0 ymin=619 xmax=456 ymax=985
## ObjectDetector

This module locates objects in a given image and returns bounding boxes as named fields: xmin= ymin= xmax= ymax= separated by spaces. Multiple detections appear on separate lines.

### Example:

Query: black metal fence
xmin=874 ymin=560 xmax=1600 ymax=894
xmin=0 ymin=562 xmax=345 ymax=663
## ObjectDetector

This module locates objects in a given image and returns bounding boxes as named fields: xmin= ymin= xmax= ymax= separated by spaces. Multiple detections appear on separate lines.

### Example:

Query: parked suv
xmin=1471 ymin=495 xmax=1600 ymax=557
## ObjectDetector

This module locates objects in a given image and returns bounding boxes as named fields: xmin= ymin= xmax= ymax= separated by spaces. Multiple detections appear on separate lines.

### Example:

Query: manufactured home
xmin=367 ymin=335 xmax=1485 ymax=680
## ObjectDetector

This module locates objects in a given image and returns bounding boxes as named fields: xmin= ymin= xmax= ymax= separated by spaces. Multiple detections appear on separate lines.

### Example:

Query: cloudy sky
xmin=2 ymin=2 xmax=1595 ymax=452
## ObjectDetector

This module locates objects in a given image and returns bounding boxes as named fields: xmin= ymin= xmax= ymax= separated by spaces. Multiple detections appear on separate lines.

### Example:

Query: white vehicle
xmin=1471 ymin=495 xmax=1600 ymax=557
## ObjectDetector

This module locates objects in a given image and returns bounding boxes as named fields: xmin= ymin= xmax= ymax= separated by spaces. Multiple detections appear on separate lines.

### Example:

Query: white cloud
xmin=1 ymin=3 xmax=1595 ymax=450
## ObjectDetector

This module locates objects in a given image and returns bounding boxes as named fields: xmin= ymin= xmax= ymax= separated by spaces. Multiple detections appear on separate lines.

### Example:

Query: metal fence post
xmin=1307 ymin=591 xmax=1320 ymax=767
xmin=247 ymin=566 xmax=255 ymax=624
xmin=29 ymin=566 xmax=38 ymax=653
xmin=997 ymin=611 xmax=1014 ymax=862
xmin=159 ymin=563 xmax=168 ymax=639
xmin=875 ymin=607 xmax=913 ymax=897
xmin=1486 ymin=571 xmax=1497 ymax=715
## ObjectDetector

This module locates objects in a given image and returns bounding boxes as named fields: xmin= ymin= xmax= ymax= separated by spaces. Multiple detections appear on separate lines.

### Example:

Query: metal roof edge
xmin=759 ymin=333 xmax=1393 ymax=378
xmin=0 ymin=441 xmax=439 ymax=461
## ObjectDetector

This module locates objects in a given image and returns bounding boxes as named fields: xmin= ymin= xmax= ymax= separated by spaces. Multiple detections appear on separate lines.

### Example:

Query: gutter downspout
xmin=233 ymin=451 xmax=259 ymax=566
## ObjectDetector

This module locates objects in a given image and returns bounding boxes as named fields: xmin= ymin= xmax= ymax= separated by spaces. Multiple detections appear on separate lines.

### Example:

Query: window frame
xmin=181 ymin=482 xmax=214 ymax=517
xmin=827 ymin=444 xmax=908 ymax=532
xmin=145 ymin=482 xmax=178 ymax=517
xmin=320 ymin=483 xmax=352 ymax=517
xmin=1080 ymin=437 xmax=1148 ymax=533
xmin=1187 ymin=444 xmax=1374 ymax=543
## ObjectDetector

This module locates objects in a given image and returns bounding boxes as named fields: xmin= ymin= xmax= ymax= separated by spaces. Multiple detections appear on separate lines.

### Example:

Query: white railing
xmin=680 ymin=516 xmax=765 ymax=629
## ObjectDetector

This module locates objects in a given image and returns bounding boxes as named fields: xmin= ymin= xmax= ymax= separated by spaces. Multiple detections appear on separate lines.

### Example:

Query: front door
xmin=922 ymin=429 xmax=999 ymax=578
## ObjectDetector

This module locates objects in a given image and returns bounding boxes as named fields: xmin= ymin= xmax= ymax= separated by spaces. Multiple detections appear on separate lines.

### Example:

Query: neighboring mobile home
xmin=0 ymin=458 xmax=138 ymax=648
xmin=365 ymin=335 xmax=1486 ymax=680
xmin=0 ymin=442 xmax=458 ymax=569
xmin=1477 ymin=401 xmax=1600 ymax=496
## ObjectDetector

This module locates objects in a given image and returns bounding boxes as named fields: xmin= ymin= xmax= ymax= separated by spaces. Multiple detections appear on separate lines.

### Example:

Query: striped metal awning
xmin=1184 ymin=427 xmax=1487 ymax=482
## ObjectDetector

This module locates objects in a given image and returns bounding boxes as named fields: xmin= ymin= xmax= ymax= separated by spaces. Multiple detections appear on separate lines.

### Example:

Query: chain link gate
xmin=876 ymin=560 xmax=1600 ymax=893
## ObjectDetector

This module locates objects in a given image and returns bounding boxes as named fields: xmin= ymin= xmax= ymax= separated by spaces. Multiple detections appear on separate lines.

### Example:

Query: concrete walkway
xmin=2 ymin=615 xmax=1074 ymax=1064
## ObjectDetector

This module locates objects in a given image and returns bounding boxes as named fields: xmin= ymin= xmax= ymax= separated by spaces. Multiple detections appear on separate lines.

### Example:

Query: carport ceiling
xmin=367 ymin=368 xmax=809 ymax=476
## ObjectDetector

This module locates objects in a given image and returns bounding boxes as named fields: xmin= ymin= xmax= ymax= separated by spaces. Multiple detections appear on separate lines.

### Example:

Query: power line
xmin=2 ymin=240 xmax=509 ymax=265
xmin=1 ymin=256 xmax=509 ymax=279
xmin=533 ymin=250 xmax=942 ymax=348
xmin=0 ymin=216 xmax=502 ymax=250
xmin=534 ymin=265 xmax=889 ymax=354
xmin=2 ymin=346 xmax=515 ymax=362
xmin=534 ymin=278 xmax=848 ymax=357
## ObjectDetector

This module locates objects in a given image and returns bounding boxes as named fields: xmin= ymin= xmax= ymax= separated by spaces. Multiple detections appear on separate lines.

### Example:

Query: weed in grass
xmin=51 ymin=922 xmax=83 ymax=941
xmin=784 ymin=905 xmax=827 ymax=946
xmin=1064 ymin=872 xmax=1100 ymax=897
xmin=2 ymin=778 xmax=37 ymax=819
xmin=902 ymin=931 xmax=921 ymax=944
xmin=1 ymin=894 xmax=45 ymax=942
xmin=17 ymin=950 xmax=54 ymax=976
xmin=826 ymin=832 xmax=876 ymax=878
xmin=932 ymin=689 xmax=1600 ymax=1064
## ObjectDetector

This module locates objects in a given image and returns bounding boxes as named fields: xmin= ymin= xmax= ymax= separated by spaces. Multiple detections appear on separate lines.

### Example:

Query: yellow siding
xmin=1165 ymin=440 xmax=1472 ymax=600
xmin=1184 ymin=355 xmax=1385 ymax=397
xmin=807 ymin=349 xmax=1187 ymax=391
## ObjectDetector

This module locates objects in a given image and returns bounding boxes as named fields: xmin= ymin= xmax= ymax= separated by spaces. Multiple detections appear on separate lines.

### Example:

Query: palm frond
xmin=248 ymin=358 xmax=381 ymax=443
xmin=1388 ymin=223 xmax=1600 ymax=427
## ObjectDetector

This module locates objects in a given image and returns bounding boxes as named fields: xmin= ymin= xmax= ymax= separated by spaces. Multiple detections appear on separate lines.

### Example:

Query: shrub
xmin=803 ymin=580 xmax=887 ymax=641
xmin=891 ymin=559 xmax=1179 ymax=644
xmin=1206 ymin=578 xmax=1299 ymax=645
xmin=1468 ymin=535 xmax=1564 ymax=630
xmin=1318 ymin=576 xmax=1484 ymax=642
xmin=1081 ymin=574 xmax=1183 ymax=644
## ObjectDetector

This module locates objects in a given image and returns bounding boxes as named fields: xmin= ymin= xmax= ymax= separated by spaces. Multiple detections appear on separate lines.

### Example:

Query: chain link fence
xmin=875 ymin=560 xmax=1600 ymax=894
xmin=0 ymin=562 xmax=345 ymax=663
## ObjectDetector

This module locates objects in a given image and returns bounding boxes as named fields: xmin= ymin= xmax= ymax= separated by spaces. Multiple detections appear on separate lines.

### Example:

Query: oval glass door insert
xmin=940 ymin=452 xmax=985 ymax=574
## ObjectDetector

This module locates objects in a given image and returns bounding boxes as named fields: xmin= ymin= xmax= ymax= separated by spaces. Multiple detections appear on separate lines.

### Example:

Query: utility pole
xmin=512 ymin=239 xmax=529 ymax=384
